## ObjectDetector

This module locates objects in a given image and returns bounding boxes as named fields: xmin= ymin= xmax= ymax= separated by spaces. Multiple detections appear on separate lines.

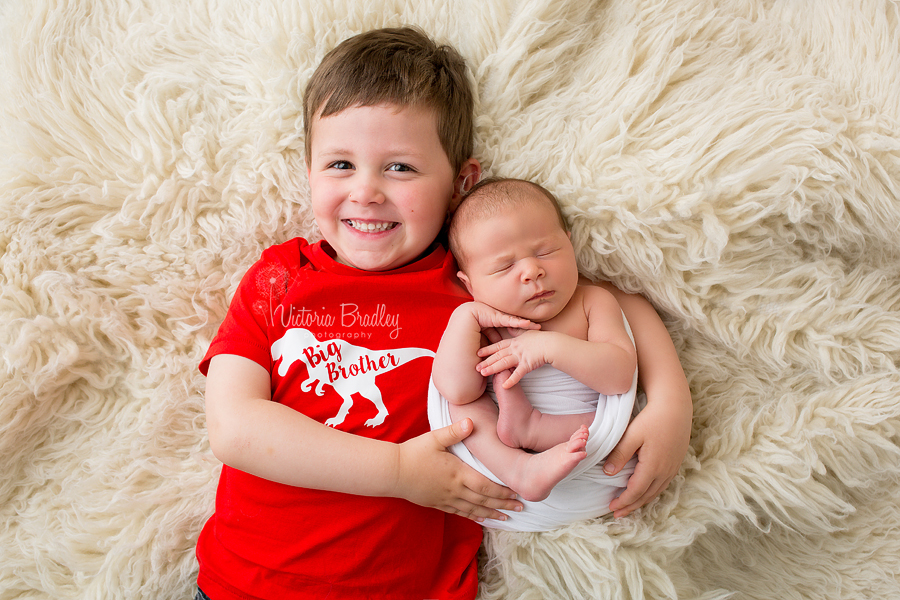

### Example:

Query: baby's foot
xmin=510 ymin=425 xmax=589 ymax=502
xmin=494 ymin=370 xmax=537 ymax=449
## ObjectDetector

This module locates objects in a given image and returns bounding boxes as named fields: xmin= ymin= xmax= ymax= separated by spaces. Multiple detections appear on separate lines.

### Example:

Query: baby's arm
xmin=477 ymin=287 xmax=636 ymax=394
xmin=596 ymin=281 xmax=693 ymax=518
xmin=551 ymin=285 xmax=637 ymax=392
xmin=433 ymin=301 xmax=538 ymax=405
xmin=205 ymin=354 xmax=523 ymax=521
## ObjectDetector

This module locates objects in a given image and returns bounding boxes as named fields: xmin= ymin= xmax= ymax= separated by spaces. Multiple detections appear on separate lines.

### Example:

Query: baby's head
xmin=450 ymin=178 xmax=579 ymax=322
xmin=302 ymin=27 xmax=481 ymax=272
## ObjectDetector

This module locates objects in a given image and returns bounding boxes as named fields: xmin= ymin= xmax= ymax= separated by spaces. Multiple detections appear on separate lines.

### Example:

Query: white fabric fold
xmin=428 ymin=317 xmax=638 ymax=531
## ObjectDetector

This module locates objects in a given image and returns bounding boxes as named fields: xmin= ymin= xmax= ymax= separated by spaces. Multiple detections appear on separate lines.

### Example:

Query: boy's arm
xmin=205 ymin=353 xmax=523 ymax=521
xmin=433 ymin=302 xmax=538 ymax=404
xmin=595 ymin=281 xmax=693 ymax=518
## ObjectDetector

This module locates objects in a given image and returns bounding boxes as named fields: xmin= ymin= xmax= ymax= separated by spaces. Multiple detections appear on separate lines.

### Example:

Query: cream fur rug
xmin=2 ymin=1 xmax=899 ymax=598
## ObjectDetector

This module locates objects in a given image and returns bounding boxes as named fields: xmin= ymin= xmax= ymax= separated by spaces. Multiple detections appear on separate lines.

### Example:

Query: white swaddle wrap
xmin=427 ymin=318 xmax=639 ymax=532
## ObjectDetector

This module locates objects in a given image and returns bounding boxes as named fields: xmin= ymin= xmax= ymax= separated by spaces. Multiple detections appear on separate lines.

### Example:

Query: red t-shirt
xmin=196 ymin=238 xmax=481 ymax=600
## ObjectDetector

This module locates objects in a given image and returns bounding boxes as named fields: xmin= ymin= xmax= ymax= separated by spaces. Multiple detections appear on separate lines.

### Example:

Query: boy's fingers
xmin=611 ymin=478 xmax=664 ymax=517
xmin=460 ymin=474 xmax=521 ymax=508
xmin=453 ymin=505 xmax=505 ymax=523
xmin=458 ymin=490 xmax=522 ymax=520
xmin=608 ymin=456 xmax=675 ymax=516
xmin=430 ymin=422 xmax=522 ymax=507
xmin=431 ymin=418 xmax=473 ymax=449
xmin=609 ymin=473 xmax=649 ymax=511
xmin=603 ymin=431 xmax=640 ymax=476
xmin=451 ymin=495 xmax=519 ymax=522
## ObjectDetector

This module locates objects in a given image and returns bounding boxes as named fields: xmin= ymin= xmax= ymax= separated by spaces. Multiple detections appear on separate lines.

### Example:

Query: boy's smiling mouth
xmin=343 ymin=219 xmax=399 ymax=233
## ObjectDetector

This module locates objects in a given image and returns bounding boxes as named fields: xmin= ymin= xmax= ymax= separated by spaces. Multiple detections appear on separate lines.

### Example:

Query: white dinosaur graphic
xmin=271 ymin=328 xmax=435 ymax=428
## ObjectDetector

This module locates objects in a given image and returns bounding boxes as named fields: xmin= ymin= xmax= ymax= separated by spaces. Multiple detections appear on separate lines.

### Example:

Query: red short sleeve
xmin=199 ymin=239 xmax=309 ymax=375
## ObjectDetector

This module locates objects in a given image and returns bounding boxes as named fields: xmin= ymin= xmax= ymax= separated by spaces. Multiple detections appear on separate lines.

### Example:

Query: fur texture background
xmin=2 ymin=0 xmax=899 ymax=598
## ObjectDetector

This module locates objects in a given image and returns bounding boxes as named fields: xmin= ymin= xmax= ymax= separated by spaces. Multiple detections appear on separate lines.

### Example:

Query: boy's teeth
xmin=346 ymin=220 xmax=396 ymax=232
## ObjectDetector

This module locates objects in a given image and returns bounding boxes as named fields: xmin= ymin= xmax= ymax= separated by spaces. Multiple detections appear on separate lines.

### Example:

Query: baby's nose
xmin=520 ymin=259 xmax=544 ymax=281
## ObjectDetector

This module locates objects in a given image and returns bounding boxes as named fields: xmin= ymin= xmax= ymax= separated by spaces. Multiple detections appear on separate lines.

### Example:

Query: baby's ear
xmin=456 ymin=271 xmax=474 ymax=296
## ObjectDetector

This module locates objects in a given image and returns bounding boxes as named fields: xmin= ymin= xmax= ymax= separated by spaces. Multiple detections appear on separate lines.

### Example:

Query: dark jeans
xmin=194 ymin=590 xmax=211 ymax=600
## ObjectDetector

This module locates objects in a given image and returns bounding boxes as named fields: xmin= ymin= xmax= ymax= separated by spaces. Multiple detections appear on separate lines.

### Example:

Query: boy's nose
xmin=350 ymin=178 xmax=385 ymax=205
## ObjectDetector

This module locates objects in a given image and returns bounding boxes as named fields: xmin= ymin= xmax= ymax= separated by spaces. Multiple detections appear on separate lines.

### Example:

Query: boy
xmin=196 ymin=27 xmax=519 ymax=600
xmin=433 ymin=178 xmax=637 ymax=506
xmin=197 ymin=26 xmax=692 ymax=600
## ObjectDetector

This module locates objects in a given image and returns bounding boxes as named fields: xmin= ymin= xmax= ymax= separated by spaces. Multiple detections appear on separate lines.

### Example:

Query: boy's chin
xmin=337 ymin=251 xmax=411 ymax=272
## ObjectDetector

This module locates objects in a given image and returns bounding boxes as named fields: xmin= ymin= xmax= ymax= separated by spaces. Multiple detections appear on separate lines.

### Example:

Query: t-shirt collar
xmin=306 ymin=241 xmax=447 ymax=276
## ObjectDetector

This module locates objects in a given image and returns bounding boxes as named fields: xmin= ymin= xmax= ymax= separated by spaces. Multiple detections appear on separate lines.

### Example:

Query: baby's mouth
xmin=344 ymin=219 xmax=398 ymax=233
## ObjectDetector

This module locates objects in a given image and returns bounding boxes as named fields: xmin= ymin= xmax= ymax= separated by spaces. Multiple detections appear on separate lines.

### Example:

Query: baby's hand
xmin=392 ymin=418 xmax=523 ymax=522
xmin=476 ymin=330 xmax=555 ymax=387
xmin=460 ymin=302 xmax=539 ymax=334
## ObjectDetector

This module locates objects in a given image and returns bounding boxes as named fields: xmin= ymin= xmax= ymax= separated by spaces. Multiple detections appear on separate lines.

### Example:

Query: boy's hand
xmin=602 ymin=395 xmax=692 ymax=517
xmin=393 ymin=418 xmax=523 ymax=522
xmin=475 ymin=330 xmax=555 ymax=387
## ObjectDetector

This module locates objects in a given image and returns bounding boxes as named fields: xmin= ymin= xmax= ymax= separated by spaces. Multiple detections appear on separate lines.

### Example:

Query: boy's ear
xmin=456 ymin=271 xmax=474 ymax=296
xmin=450 ymin=159 xmax=482 ymax=211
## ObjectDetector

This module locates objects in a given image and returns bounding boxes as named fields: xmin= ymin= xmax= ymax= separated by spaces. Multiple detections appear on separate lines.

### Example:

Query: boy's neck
xmin=321 ymin=240 xmax=442 ymax=271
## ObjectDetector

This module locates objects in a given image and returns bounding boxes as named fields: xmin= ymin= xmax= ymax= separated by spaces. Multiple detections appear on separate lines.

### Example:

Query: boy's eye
xmin=329 ymin=160 xmax=353 ymax=170
xmin=387 ymin=163 xmax=414 ymax=172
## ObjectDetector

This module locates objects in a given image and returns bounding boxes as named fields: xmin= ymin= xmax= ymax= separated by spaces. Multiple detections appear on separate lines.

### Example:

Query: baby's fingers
xmin=499 ymin=366 xmax=527 ymax=388
xmin=476 ymin=339 xmax=508 ymax=358
xmin=476 ymin=354 xmax=519 ymax=378
xmin=470 ymin=304 xmax=538 ymax=331
xmin=482 ymin=327 xmax=503 ymax=345
xmin=508 ymin=317 xmax=540 ymax=330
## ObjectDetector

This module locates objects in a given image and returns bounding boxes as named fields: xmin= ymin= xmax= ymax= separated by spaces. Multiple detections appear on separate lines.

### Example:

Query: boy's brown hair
xmin=449 ymin=178 xmax=569 ymax=271
xmin=303 ymin=27 xmax=475 ymax=173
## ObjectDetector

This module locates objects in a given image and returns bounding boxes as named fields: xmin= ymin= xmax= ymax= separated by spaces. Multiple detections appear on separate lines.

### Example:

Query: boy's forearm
xmin=206 ymin=356 xmax=400 ymax=497
xmin=211 ymin=396 xmax=403 ymax=496
xmin=205 ymin=354 xmax=523 ymax=521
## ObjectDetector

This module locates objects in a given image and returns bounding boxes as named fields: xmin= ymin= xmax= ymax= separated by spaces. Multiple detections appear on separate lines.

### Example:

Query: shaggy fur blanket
xmin=2 ymin=1 xmax=899 ymax=598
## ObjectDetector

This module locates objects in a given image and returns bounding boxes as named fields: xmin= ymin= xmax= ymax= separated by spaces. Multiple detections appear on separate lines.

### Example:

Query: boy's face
xmin=307 ymin=103 xmax=478 ymax=271
xmin=457 ymin=195 xmax=579 ymax=323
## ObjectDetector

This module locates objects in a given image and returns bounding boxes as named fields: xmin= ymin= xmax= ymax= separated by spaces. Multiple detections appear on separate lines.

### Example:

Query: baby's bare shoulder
xmin=575 ymin=282 xmax=621 ymax=313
